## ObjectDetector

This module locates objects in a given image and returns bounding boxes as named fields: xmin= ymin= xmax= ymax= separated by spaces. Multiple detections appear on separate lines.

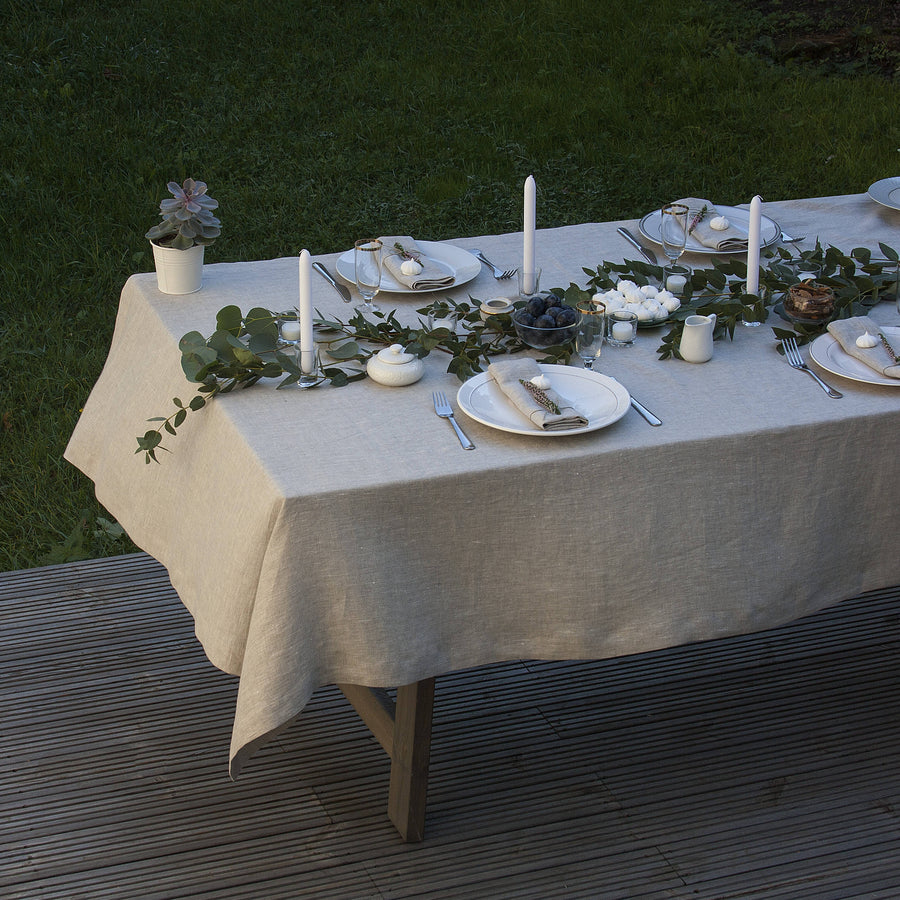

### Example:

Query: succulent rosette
xmin=146 ymin=178 xmax=221 ymax=250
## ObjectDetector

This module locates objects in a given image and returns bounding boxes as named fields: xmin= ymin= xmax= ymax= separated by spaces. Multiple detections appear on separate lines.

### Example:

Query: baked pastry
xmin=784 ymin=282 xmax=835 ymax=321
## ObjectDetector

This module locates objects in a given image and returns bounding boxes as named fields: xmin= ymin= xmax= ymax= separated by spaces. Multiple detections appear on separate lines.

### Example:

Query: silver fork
xmin=782 ymin=336 xmax=842 ymax=398
xmin=433 ymin=391 xmax=475 ymax=449
xmin=471 ymin=249 xmax=517 ymax=280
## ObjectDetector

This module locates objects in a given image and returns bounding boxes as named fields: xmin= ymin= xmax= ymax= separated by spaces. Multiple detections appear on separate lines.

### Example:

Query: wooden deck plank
xmin=2 ymin=553 xmax=900 ymax=897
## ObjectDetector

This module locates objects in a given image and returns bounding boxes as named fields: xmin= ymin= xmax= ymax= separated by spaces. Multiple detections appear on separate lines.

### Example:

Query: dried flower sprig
xmin=688 ymin=204 xmax=709 ymax=235
xmin=519 ymin=379 xmax=560 ymax=414
xmin=880 ymin=332 xmax=900 ymax=364
xmin=393 ymin=242 xmax=421 ymax=262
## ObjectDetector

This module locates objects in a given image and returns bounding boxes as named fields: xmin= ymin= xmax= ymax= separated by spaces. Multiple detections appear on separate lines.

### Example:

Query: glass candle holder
xmin=607 ymin=309 xmax=638 ymax=347
xmin=518 ymin=267 xmax=542 ymax=299
xmin=427 ymin=307 xmax=458 ymax=331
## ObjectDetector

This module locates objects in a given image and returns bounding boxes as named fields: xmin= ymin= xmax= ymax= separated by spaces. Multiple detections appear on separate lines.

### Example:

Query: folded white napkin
xmin=675 ymin=197 xmax=749 ymax=252
xmin=488 ymin=359 xmax=589 ymax=431
xmin=826 ymin=316 xmax=900 ymax=378
xmin=380 ymin=236 xmax=455 ymax=290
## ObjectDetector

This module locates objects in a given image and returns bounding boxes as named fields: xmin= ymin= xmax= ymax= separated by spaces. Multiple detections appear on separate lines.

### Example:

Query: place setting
xmin=807 ymin=317 xmax=900 ymax=388
xmin=638 ymin=197 xmax=781 ymax=257
xmin=331 ymin=235 xmax=481 ymax=303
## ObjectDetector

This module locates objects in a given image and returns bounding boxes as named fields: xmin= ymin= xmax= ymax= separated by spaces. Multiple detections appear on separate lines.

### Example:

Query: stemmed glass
xmin=354 ymin=239 xmax=383 ymax=312
xmin=660 ymin=203 xmax=690 ymax=286
xmin=575 ymin=301 xmax=606 ymax=370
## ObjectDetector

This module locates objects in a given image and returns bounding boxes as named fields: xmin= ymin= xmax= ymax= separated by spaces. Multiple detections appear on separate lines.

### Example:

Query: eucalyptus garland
xmin=584 ymin=240 xmax=898 ymax=359
xmin=136 ymin=241 xmax=897 ymax=462
xmin=136 ymin=296 xmax=579 ymax=462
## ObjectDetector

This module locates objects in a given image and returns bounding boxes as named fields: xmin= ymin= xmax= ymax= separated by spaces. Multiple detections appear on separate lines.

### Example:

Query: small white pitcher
xmin=679 ymin=313 xmax=717 ymax=363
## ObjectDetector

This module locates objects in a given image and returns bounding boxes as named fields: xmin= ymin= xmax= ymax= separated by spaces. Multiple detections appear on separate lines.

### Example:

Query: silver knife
xmin=630 ymin=397 xmax=662 ymax=426
xmin=617 ymin=227 xmax=658 ymax=265
xmin=312 ymin=261 xmax=352 ymax=303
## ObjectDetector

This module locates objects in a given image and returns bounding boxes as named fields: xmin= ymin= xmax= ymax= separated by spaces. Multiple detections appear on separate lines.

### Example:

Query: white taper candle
xmin=523 ymin=176 xmax=536 ymax=293
xmin=746 ymin=195 xmax=762 ymax=296
xmin=298 ymin=250 xmax=315 ymax=374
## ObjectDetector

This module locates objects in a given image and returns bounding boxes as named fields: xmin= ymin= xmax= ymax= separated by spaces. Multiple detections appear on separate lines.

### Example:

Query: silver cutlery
xmin=471 ymin=249 xmax=517 ymax=280
xmin=433 ymin=391 xmax=475 ymax=449
xmin=312 ymin=261 xmax=352 ymax=303
xmin=616 ymin=227 xmax=658 ymax=265
xmin=630 ymin=397 xmax=662 ymax=426
xmin=782 ymin=336 xmax=842 ymax=398
xmin=779 ymin=230 xmax=806 ymax=244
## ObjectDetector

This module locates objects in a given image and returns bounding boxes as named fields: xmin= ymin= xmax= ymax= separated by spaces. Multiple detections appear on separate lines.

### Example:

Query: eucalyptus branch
xmin=136 ymin=296 xmax=536 ymax=462
xmin=585 ymin=239 xmax=899 ymax=360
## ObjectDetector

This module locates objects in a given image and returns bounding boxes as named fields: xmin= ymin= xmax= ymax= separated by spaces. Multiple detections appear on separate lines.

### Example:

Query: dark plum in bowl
xmin=512 ymin=293 xmax=580 ymax=349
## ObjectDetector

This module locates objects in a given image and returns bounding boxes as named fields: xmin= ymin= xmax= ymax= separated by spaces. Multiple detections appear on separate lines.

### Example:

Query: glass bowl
xmin=511 ymin=297 xmax=579 ymax=349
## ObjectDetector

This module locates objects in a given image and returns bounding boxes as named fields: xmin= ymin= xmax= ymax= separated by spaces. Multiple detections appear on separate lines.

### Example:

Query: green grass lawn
xmin=1 ymin=0 xmax=898 ymax=570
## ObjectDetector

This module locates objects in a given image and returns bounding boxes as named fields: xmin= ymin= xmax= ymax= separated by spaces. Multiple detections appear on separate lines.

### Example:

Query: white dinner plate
xmin=638 ymin=204 xmax=780 ymax=255
xmin=808 ymin=325 xmax=900 ymax=387
xmin=456 ymin=364 xmax=631 ymax=437
xmin=867 ymin=177 xmax=900 ymax=212
xmin=335 ymin=240 xmax=481 ymax=294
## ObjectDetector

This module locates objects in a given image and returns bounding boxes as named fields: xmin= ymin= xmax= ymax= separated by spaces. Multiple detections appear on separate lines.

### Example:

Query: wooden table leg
xmin=338 ymin=677 xmax=436 ymax=841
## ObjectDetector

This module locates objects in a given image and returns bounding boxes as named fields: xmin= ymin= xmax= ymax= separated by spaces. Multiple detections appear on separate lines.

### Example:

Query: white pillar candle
xmin=746 ymin=195 xmax=762 ymax=296
xmin=298 ymin=250 xmax=315 ymax=374
xmin=666 ymin=274 xmax=687 ymax=293
xmin=523 ymin=175 xmax=536 ymax=294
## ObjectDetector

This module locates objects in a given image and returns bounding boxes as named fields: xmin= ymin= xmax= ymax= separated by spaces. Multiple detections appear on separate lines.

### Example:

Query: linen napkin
xmin=379 ymin=236 xmax=455 ymax=290
xmin=826 ymin=316 xmax=900 ymax=378
xmin=488 ymin=359 xmax=589 ymax=431
xmin=674 ymin=197 xmax=749 ymax=252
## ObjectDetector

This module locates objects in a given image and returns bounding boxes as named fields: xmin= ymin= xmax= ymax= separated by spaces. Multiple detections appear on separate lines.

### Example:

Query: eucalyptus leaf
xmin=216 ymin=305 xmax=243 ymax=335
xmin=325 ymin=340 xmax=362 ymax=360
xmin=880 ymin=242 xmax=899 ymax=262
xmin=249 ymin=331 xmax=278 ymax=354
xmin=181 ymin=343 xmax=218 ymax=381
xmin=245 ymin=307 xmax=278 ymax=336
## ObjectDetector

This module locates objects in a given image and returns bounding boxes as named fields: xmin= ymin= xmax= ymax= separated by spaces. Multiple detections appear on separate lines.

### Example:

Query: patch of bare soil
xmin=741 ymin=0 xmax=900 ymax=77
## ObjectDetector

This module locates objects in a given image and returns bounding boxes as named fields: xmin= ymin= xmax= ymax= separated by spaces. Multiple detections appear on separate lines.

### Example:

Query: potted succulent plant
xmin=146 ymin=178 xmax=220 ymax=294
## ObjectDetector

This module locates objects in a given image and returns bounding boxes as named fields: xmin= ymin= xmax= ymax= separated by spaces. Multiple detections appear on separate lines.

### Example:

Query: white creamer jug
xmin=679 ymin=313 xmax=716 ymax=363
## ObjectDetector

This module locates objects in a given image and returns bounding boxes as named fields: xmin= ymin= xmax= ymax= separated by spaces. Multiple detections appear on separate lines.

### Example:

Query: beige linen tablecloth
xmin=66 ymin=194 xmax=900 ymax=775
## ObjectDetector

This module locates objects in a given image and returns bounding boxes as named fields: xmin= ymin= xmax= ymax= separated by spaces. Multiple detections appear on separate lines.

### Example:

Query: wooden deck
xmin=3 ymin=553 xmax=900 ymax=899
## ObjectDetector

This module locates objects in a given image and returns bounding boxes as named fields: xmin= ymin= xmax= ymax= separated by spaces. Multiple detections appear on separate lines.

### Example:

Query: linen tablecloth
xmin=66 ymin=194 xmax=900 ymax=775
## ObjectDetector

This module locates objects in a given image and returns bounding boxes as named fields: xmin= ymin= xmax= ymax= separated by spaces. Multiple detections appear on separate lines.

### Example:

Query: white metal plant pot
xmin=150 ymin=241 xmax=204 ymax=294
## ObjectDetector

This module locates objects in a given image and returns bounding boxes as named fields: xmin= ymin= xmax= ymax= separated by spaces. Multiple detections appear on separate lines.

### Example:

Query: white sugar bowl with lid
xmin=480 ymin=297 xmax=515 ymax=322
xmin=366 ymin=344 xmax=425 ymax=386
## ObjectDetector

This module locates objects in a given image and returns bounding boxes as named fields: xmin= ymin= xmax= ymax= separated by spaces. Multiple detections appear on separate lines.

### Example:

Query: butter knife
xmin=312 ymin=261 xmax=351 ymax=303
xmin=617 ymin=227 xmax=658 ymax=265
xmin=630 ymin=397 xmax=662 ymax=426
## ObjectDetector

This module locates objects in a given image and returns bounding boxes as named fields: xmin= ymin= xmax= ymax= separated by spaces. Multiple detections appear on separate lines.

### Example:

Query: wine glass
xmin=660 ymin=203 xmax=689 ymax=287
xmin=575 ymin=301 xmax=605 ymax=369
xmin=354 ymin=239 xmax=383 ymax=312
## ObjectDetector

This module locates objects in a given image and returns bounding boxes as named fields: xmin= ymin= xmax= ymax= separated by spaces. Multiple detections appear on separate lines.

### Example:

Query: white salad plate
xmin=456 ymin=364 xmax=631 ymax=437
xmin=809 ymin=325 xmax=900 ymax=387
xmin=638 ymin=204 xmax=780 ymax=255
xmin=867 ymin=177 xmax=900 ymax=212
xmin=335 ymin=240 xmax=481 ymax=294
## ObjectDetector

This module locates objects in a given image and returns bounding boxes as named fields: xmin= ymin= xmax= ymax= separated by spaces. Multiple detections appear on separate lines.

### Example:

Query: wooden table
xmin=66 ymin=194 xmax=900 ymax=839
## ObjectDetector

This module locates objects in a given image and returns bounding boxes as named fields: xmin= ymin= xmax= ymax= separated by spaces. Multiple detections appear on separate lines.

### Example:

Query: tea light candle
xmin=612 ymin=321 xmax=634 ymax=342
xmin=298 ymin=250 xmax=315 ymax=374
xmin=431 ymin=316 xmax=455 ymax=330
xmin=281 ymin=321 xmax=301 ymax=342
xmin=666 ymin=274 xmax=687 ymax=293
